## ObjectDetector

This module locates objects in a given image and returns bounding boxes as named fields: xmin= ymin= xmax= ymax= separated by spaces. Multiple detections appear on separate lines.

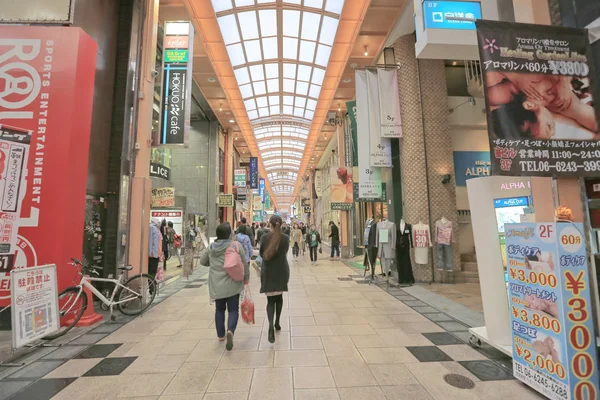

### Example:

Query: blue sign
xmin=423 ymin=1 xmax=482 ymax=31
xmin=259 ymin=178 xmax=265 ymax=203
xmin=453 ymin=151 xmax=490 ymax=186
xmin=505 ymin=223 xmax=599 ymax=399
xmin=494 ymin=196 xmax=529 ymax=208
xmin=249 ymin=157 xmax=258 ymax=189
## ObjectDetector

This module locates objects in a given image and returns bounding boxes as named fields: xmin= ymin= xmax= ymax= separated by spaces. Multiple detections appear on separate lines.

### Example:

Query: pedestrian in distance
xmin=290 ymin=222 xmax=303 ymax=260
xmin=307 ymin=224 xmax=321 ymax=265
xmin=329 ymin=221 xmax=340 ymax=260
xmin=200 ymin=222 xmax=250 ymax=351
xmin=259 ymin=215 xmax=290 ymax=343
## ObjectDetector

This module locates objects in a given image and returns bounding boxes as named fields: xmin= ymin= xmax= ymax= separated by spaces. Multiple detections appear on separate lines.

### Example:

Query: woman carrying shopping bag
xmin=200 ymin=222 xmax=249 ymax=351
xmin=259 ymin=215 xmax=290 ymax=344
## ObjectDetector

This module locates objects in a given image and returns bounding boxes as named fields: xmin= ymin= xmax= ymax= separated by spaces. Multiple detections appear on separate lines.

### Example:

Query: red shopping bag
xmin=241 ymin=284 xmax=255 ymax=325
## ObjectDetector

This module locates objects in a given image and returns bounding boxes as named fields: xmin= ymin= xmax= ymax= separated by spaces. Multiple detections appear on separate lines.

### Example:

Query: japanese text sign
xmin=249 ymin=157 xmax=258 ymax=189
xmin=423 ymin=1 xmax=482 ymax=31
xmin=505 ymin=222 xmax=598 ymax=399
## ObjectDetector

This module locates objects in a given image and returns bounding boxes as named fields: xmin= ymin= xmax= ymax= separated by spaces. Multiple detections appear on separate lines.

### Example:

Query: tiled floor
xmin=0 ymin=254 xmax=544 ymax=400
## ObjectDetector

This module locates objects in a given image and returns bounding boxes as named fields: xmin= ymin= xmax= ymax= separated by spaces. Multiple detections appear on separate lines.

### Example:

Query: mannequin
xmin=396 ymin=218 xmax=414 ymax=285
xmin=435 ymin=216 xmax=454 ymax=271
xmin=363 ymin=218 xmax=378 ymax=278
xmin=412 ymin=221 xmax=431 ymax=265
xmin=376 ymin=218 xmax=396 ymax=276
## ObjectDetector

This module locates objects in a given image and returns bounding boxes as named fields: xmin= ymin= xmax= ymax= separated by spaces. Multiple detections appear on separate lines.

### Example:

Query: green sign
xmin=352 ymin=183 xmax=387 ymax=202
xmin=265 ymin=194 xmax=271 ymax=210
xmin=164 ymin=49 xmax=189 ymax=63
xmin=234 ymin=169 xmax=246 ymax=188
xmin=331 ymin=202 xmax=353 ymax=211
xmin=253 ymin=211 xmax=262 ymax=223
xmin=346 ymin=100 xmax=358 ymax=167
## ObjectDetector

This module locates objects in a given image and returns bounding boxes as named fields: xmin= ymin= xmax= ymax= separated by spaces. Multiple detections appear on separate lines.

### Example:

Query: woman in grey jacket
xmin=200 ymin=222 xmax=249 ymax=351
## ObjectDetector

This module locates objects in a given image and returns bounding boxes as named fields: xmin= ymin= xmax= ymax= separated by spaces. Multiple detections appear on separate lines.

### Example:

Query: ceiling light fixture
xmin=343 ymin=78 xmax=352 ymax=83
xmin=364 ymin=45 xmax=368 ymax=56
xmin=338 ymin=103 xmax=341 ymax=112
xmin=229 ymin=119 xmax=235 ymax=123
xmin=208 ymin=77 xmax=217 ymax=83
xmin=452 ymin=61 xmax=458 ymax=66
xmin=219 ymin=102 xmax=222 ymax=112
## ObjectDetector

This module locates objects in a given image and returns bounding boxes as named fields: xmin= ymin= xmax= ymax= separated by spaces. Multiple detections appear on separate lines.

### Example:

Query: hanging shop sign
xmin=249 ymin=157 xmax=259 ymax=189
xmin=314 ymin=170 xmax=323 ymax=197
xmin=236 ymin=187 xmax=247 ymax=201
xmin=505 ymin=222 xmax=599 ymax=399
xmin=253 ymin=211 xmax=262 ymax=223
xmin=234 ymin=168 xmax=247 ymax=188
xmin=159 ymin=21 xmax=194 ymax=146
xmin=265 ymin=194 xmax=271 ymax=210
xmin=0 ymin=27 xmax=96 ymax=307
xmin=259 ymin=178 xmax=265 ymax=203
xmin=355 ymin=71 xmax=384 ymax=198
xmin=476 ymin=20 xmax=600 ymax=177
xmin=11 ymin=264 xmax=59 ymax=348
xmin=253 ymin=195 xmax=263 ymax=211
xmin=330 ymin=165 xmax=353 ymax=210
xmin=377 ymin=70 xmax=403 ymax=138
xmin=0 ymin=0 xmax=74 ymax=24
xmin=150 ymin=163 xmax=171 ymax=180
xmin=151 ymin=187 xmax=175 ymax=207
xmin=423 ymin=1 xmax=482 ymax=31
xmin=453 ymin=151 xmax=491 ymax=186
xmin=353 ymin=183 xmax=387 ymax=202
xmin=346 ymin=101 xmax=358 ymax=167
xmin=217 ymin=194 xmax=234 ymax=208
xmin=366 ymin=70 xmax=392 ymax=166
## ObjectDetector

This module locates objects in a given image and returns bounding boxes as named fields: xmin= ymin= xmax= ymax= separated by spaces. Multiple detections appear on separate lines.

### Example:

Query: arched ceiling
xmin=209 ymin=0 xmax=345 ymax=201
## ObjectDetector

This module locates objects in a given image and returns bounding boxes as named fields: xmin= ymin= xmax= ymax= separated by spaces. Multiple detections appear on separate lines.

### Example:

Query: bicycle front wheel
xmin=117 ymin=274 xmax=157 ymax=316
xmin=43 ymin=286 xmax=87 ymax=340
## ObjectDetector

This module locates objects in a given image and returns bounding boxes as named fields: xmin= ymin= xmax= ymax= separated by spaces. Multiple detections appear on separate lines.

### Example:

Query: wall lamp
xmin=441 ymin=174 xmax=452 ymax=185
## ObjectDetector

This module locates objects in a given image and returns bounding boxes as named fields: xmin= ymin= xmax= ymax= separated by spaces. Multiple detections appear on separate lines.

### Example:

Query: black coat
xmin=329 ymin=224 xmax=340 ymax=244
xmin=259 ymin=233 xmax=290 ymax=293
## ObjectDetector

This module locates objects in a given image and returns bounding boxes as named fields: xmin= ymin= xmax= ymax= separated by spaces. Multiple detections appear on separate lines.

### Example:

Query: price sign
xmin=505 ymin=222 xmax=599 ymax=399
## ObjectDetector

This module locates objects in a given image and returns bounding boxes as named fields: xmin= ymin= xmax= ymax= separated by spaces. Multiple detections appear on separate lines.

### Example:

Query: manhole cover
xmin=443 ymin=374 xmax=475 ymax=389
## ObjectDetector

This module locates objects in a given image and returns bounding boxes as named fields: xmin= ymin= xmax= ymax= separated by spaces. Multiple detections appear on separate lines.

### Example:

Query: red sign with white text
xmin=0 ymin=27 xmax=97 ymax=305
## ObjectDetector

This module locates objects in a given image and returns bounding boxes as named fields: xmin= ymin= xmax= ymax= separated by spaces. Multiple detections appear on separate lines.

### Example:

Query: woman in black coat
xmin=259 ymin=215 xmax=290 ymax=344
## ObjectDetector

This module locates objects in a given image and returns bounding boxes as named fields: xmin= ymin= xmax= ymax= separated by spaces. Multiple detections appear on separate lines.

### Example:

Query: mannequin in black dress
xmin=396 ymin=218 xmax=415 ymax=285
xmin=363 ymin=218 xmax=378 ymax=278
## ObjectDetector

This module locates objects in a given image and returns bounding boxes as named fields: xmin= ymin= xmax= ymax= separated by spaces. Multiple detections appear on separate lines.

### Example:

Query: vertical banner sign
xmin=160 ymin=22 xmax=194 ymax=145
xmin=366 ymin=70 xmax=392 ymax=167
xmin=234 ymin=168 xmax=246 ymax=187
xmin=265 ymin=194 xmax=271 ymax=210
xmin=355 ymin=71 xmax=383 ymax=198
xmin=346 ymin=100 xmax=358 ymax=167
xmin=249 ymin=157 xmax=258 ymax=189
xmin=0 ymin=27 xmax=97 ymax=306
xmin=377 ymin=69 xmax=403 ymax=138
xmin=259 ymin=178 xmax=265 ymax=203
xmin=476 ymin=20 xmax=599 ymax=176
xmin=505 ymin=222 xmax=598 ymax=400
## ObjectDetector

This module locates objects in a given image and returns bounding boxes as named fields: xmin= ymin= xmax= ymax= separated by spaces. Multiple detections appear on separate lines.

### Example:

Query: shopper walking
xmin=307 ymin=224 xmax=321 ymax=265
xmin=237 ymin=228 xmax=253 ymax=266
xmin=290 ymin=222 xmax=303 ymax=260
xmin=148 ymin=219 xmax=163 ymax=279
xmin=200 ymin=223 xmax=249 ymax=351
xmin=256 ymin=222 xmax=268 ymax=245
xmin=259 ymin=215 xmax=290 ymax=343
xmin=329 ymin=221 xmax=340 ymax=260
xmin=167 ymin=221 xmax=182 ymax=268
xmin=160 ymin=219 xmax=170 ymax=270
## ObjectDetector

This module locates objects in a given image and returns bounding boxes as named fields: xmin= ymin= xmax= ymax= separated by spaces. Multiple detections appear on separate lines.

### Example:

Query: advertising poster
xmin=151 ymin=187 xmax=175 ymax=207
xmin=0 ymin=27 xmax=96 ymax=306
xmin=377 ymin=69 xmax=403 ymax=138
xmin=330 ymin=164 xmax=353 ymax=210
xmin=355 ymin=71 xmax=383 ymax=198
xmin=234 ymin=168 xmax=246 ymax=188
xmin=366 ymin=70 xmax=392 ymax=167
xmin=253 ymin=195 xmax=263 ymax=211
xmin=505 ymin=222 xmax=599 ymax=399
xmin=11 ymin=264 xmax=59 ymax=348
xmin=476 ymin=20 xmax=600 ymax=176
xmin=249 ymin=157 xmax=258 ymax=189
xmin=453 ymin=151 xmax=491 ymax=186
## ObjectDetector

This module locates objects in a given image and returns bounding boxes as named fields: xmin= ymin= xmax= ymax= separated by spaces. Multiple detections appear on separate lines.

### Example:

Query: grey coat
xmin=200 ymin=239 xmax=250 ymax=300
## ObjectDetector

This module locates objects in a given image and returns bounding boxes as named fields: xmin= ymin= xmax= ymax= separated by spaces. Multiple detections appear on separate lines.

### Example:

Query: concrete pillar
xmin=393 ymin=35 xmax=460 ymax=282
xmin=128 ymin=0 xmax=159 ymax=273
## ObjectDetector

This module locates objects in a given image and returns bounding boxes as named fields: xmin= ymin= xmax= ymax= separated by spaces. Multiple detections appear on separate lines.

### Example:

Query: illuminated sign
xmin=423 ymin=1 xmax=482 ymax=31
xmin=259 ymin=178 xmax=265 ymax=203
xmin=494 ymin=196 xmax=529 ymax=208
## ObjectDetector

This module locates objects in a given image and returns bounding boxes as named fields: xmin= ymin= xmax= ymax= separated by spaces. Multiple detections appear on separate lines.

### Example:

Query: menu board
xmin=505 ymin=222 xmax=599 ymax=399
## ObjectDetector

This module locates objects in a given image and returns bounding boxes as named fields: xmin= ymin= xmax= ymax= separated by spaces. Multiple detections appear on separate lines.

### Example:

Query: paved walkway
xmin=0 ymin=254 xmax=543 ymax=399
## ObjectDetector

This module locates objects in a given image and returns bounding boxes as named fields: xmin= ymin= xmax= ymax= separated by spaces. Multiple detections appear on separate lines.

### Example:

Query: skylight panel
xmin=315 ymin=44 xmax=331 ymax=67
xmin=212 ymin=0 xmax=233 ymax=13
xmin=234 ymin=67 xmax=250 ymax=85
xmin=311 ymin=67 xmax=325 ymax=85
xmin=239 ymin=83 xmax=254 ymax=98
xmin=301 ymin=12 xmax=320 ymax=41
xmin=283 ymin=105 xmax=293 ymax=115
xmin=304 ymin=0 xmax=324 ymax=8
xmin=253 ymin=81 xmax=267 ymax=95
xmin=238 ymin=11 xmax=259 ymax=40
xmin=258 ymin=0 xmax=276 ymax=4
xmin=268 ymin=95 xmax=279 ymax=105
xmin=270 ymin=105 xmax=281 ymax=115
xmin=283 ymin=10 xmax=300 ymax=37
xmin=296 ymin=81 xmax=308 ymax=95
xmin=306 ymin=99 xmax=317 ymax=110
xmin=283 ymin=38 xmax=298 ymax=59
xmin=258 ymin=9 xmax=277 ymax=36
xmin=283 ymin=96 xmax=294 ymax=105
xmin=267 ymin=79 xmax=279 ymax=93
xmin=325 ymin=0 xmax=344 ymax=14
xmin=244 ymin=40 xmax=262 ymax=63
xmin=305 ymin=110 xmax=315 ymax=120
xmin=226 ymin=43 xmax=246 ymax=66
xmin=248 ymin=110 xmax=259 ymax=119
xmin=283 ymin=79 xmax=295 ymax=93
xmin=265 ymin=63 xmax=278 ymax=79
xmin=299 ymin=40 xmax=316 ymax=63
xmin=218 ymin=15 xmax=240 ymax=44
xmin=244 ymin=99 xmax=257 ymax=111
xmin=308 ymin=84 xmax=321 ymax=99
xmin=259 ymin=107 xmax=270 ymax=117
xmin=295 ymin=97 xmax=306 ymax=108
xmin=318 ymin=17 xmax=338 ymax=45
xmin=293 ymin=108 xmax=304 ymax=117
xmin=235 ymin=0 xmax=254 ymax=6
xmin=283 ymin=64 xmax=297 ymax=79
xmin=297 ymin=65 xmax=312 ymax=81
xmin=256 ymin=96 xmax=268 ymax=108
xmin=262 ymin=38 xmax=278 ymax=59
xmin=249 ymin=64 xmax=264 ymax=81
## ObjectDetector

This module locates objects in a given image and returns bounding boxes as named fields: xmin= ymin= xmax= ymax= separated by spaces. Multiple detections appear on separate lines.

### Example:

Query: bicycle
xmin=43 ymin=258 xmax=157 ymax=340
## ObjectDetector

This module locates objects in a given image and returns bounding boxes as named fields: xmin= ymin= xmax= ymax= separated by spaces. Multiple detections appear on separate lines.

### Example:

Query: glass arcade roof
xmin=212 ymin=0 xmax=344 ymax=197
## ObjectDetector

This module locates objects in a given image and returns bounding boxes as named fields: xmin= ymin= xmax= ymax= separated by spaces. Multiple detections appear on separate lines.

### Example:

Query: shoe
xmin=218 ymin=336 xmax=225 ymax=341
xmin=274 ymin=322 xmax=281 ymax=331
xmin=268 ymin=327 xmax=275 ymax=343
xmin=177 ymin=265 xmax=182 ymax=268
xmin=226 ymin=331 xmax=234 ymax=351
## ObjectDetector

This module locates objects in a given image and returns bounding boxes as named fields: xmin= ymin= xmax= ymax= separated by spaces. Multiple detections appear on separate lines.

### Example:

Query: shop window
xmin=151 ymin=148 xmax=172 ymax=168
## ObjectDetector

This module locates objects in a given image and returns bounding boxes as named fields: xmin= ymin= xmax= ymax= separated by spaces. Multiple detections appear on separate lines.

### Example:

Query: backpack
xmin=173 ymin=234 xmax=182 ymax=249
xmin=224 ymin=241 xmax=245 ymax=281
